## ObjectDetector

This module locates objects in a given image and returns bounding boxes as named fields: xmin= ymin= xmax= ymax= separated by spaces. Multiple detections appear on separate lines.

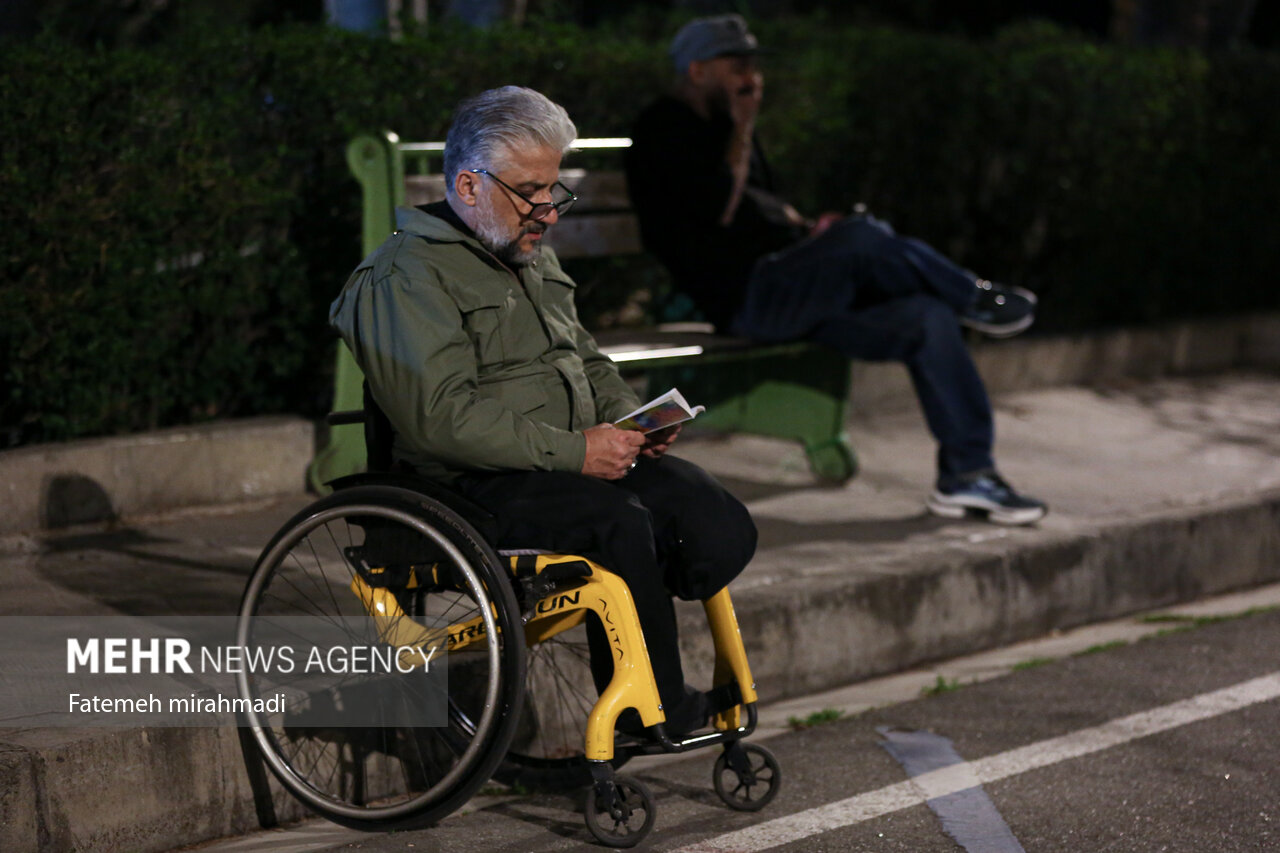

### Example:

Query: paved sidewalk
xmin=1 ymin=371 xmax=1278 ymax=853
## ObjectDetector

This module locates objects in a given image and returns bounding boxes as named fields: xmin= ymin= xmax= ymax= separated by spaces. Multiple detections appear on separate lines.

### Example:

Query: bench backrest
xmin=346 ymin=132 xmax=641 ymax=259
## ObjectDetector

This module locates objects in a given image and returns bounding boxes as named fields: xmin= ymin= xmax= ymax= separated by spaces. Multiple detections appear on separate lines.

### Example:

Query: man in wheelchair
xmin=329 ymin=85 xmax=757 ymax=737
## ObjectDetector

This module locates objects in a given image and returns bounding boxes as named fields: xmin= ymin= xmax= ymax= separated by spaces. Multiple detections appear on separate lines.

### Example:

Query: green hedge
xmin=2 ymin=19 xmax=1278 ymax=446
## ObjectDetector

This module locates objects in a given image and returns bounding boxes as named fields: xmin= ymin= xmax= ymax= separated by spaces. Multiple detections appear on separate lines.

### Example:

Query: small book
xmin=613 ymin=388 xmax=706 ymax=434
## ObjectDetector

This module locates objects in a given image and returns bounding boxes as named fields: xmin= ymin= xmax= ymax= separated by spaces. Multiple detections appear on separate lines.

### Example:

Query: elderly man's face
xmin=471 ymin=143 xmax=564 ymax=266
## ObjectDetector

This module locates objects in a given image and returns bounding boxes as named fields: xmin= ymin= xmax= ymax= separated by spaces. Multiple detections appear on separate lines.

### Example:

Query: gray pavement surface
xmin=2 ymin=369 xmax=1279 ymax=852
xmin=180 ymin=584 xmax=1280 ymax=852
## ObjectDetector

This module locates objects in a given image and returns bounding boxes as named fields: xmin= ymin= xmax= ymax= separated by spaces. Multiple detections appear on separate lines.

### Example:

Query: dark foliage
xmin=1 ymin=19 xmax=1277 ymax=446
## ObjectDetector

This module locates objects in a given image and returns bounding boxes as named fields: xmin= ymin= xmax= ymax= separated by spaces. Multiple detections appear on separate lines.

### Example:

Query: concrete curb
xmin=0 ymin=725 xmax=309 ymax=853
xmin=2 ymin=489 xmax=1276 ymax=853
xmin=0 ymin=417 xmax=314 ymax=538
xmin=677 ymin=491 xmax=1280 ymax=697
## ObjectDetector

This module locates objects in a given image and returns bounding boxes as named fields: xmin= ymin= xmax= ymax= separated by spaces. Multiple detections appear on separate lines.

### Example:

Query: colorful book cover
xmin=613 ymin=388 xmax=705 ymax=433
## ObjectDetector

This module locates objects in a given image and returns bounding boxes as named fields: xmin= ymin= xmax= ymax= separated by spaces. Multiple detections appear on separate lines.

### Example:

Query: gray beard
xmin=473 ymin=201 xmax=542 ymax=266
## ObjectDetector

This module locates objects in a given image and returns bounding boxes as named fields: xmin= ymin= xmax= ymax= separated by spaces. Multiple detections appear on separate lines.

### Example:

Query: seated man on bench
xmin=626 ymin=15 xmax=1048 ymax=526
xmin=329 ymin=85 xmax=756 ymax=735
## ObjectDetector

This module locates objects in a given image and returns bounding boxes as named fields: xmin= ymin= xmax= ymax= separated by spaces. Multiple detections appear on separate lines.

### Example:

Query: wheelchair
xmin=234 ymin=391 xmax=781 ymax=847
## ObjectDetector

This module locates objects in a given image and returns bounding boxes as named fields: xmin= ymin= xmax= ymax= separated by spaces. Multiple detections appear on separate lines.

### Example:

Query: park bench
xmin=307 ymin=132 xmax=857 ymax=490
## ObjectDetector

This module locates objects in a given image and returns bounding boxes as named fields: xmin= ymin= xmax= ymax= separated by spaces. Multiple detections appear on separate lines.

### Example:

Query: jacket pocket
xmin=537 ymin=272 xmax=580 ymax=350
xmin=455 ymin=293 xmax=509 ymax=367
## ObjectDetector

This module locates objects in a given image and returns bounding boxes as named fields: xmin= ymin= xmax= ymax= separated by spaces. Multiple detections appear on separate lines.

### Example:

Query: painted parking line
xmin=674 ymin=672 xmax=1280 ymax=853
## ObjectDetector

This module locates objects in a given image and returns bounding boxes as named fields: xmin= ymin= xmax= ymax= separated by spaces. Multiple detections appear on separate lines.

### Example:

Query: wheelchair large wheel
xmin=236 ymin=485 xmax=525 ymax=829
xmin=499 ymin=622 xmax=629 ymax=788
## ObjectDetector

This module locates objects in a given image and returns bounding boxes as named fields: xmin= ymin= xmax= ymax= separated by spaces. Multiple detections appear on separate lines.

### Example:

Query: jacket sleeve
xmin=330 ymin=261 xmax=587 ymax=474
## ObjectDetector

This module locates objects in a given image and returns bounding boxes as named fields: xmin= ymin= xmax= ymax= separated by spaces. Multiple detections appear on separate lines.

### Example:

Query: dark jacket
xmin=626 ymin=95 xmax=803 ymax=330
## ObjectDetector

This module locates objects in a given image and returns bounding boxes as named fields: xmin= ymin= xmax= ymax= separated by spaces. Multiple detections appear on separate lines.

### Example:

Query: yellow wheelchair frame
xmin=356 ymin=552 xmax=759 ymax=760
xmin=349 ymin=547 xmax=777 ymax=845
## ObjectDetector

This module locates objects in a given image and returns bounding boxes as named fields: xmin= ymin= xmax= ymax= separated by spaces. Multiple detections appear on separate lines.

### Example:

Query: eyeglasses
xmin=469 ymin=169 xmax=577 ymax=220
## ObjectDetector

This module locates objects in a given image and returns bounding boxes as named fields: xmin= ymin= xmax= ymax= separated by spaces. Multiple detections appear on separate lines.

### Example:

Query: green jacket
xmin=329 ymin=205 xmax=641 ymax=484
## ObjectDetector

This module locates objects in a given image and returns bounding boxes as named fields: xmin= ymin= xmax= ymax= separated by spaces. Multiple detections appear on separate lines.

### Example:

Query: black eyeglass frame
xmin=469 ymin=169 xmax=577 ymax=220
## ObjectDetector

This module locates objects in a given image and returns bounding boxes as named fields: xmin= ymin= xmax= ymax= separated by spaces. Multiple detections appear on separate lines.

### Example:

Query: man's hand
xmin=641 ymin=423 xmax=682 ymax=459
xmin=721 ymin=70 xmax=765 ymax=227
xmin=808 ymin=211 xmax=844 ymax=238
xmin=581 ymin=423 xmax=645 ymax=480
xmin=728 ymin=70 xmax=764 ymax=131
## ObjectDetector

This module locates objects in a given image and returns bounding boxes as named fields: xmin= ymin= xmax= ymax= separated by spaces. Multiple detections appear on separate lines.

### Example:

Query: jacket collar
xmin=393 ymin=203 xmax=559 ymax=282
xmin=395 ymin=204 xmax=474 ymax=245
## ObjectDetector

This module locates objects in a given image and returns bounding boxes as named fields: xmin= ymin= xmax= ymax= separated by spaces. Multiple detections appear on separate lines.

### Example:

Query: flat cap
xmin=669 ymin=14 xmax=762 ymax=75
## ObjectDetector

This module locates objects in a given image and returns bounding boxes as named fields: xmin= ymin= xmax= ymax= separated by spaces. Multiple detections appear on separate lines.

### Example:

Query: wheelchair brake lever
xmin=519 ymin=559 xmax=592 ymax=620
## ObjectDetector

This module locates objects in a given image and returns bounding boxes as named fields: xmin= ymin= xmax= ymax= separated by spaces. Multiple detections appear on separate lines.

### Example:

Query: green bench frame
xmin=307 ymin=131 xmax=857 ymax=490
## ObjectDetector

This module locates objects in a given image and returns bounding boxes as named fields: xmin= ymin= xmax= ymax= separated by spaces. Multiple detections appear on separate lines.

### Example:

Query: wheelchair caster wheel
xmin=584 ymin=773 xmax=655 ymax=848
xmin=713 ymin=742 xmax=781 ymax=812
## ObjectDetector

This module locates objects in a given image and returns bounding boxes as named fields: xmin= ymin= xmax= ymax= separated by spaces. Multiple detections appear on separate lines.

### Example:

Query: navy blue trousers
xmin=734 ymin=215 xmax=995 ymax=487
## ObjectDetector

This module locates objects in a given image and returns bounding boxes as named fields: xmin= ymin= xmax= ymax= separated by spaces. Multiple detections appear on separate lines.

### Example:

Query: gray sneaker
xmin=927 ymin=472 xmax=1047 ymax=525
xmin=960 ymin=280 xmax=1037 ymax=338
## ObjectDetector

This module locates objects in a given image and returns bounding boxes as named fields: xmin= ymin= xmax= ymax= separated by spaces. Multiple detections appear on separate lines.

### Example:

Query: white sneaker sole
xmin=963 ymin=283 xmax=1038 ymax=338
xmin=926 ymin=493 xmax=1047 ymax=526
xmin=960 ymin=311 xmax=1035 ymax=339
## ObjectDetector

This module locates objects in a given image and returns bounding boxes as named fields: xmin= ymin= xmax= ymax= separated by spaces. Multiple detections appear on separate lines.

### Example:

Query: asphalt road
xmin=186 ymin=597 xmax=1280 ymax=853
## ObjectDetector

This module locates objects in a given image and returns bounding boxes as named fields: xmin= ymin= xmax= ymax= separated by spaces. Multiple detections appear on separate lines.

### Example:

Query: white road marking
xmin=674 ymin=672 xmax=1280 ymax=853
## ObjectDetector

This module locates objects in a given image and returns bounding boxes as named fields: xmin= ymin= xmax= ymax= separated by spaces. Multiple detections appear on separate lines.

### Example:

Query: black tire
xmin=235 ymin=485 xmax=526 ymax=829
xmin=584 ymin=774 xmax=655 ymax=848
xmin=713 ymin=742 xmax=781 ymax=812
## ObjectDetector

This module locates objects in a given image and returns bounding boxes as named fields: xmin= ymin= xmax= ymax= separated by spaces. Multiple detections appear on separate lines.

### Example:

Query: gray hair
xmin=443 ymin=86 xmax=577 ymax=196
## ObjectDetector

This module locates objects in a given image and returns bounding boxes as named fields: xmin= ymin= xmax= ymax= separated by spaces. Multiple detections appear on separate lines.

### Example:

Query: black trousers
xmin=455 ymin=453 xmax=757 ymax=707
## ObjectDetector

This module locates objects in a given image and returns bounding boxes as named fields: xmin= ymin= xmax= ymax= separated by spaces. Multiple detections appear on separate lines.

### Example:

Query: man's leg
xmin=619 ymin=453 xmax=757 ymax=602
xmin=834 ymin=215 xmax=979 ymax=312
xmin=738 ymin=215 xmax=1030 ymax=340
xmin=737 ymin=216 xmax=976 ymax=341
xmin=808 ymin=293 xmax=995 ymax=485
xmin=889 ymin=229 xmax=1038 ymax=337
xmin=454 ymin=464 xmax=753 ymax=720
xmin=807 ymin=294 xmax=1047 ymax=523
xmin=607 ymin=453 xmax=757 ymax=731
